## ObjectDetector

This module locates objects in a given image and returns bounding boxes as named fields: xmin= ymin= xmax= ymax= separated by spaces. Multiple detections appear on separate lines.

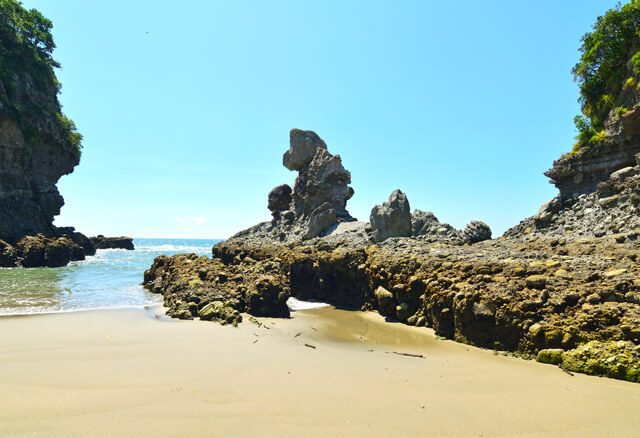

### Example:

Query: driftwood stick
xmin=385 ymin=351 xmax=425 ymax=358
xmin=561 ymin=367 xmax=574 ymax=376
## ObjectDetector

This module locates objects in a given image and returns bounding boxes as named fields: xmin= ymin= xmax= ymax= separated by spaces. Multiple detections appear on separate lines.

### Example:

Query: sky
xmin=21 ymin=0 xmax=622 ymax=239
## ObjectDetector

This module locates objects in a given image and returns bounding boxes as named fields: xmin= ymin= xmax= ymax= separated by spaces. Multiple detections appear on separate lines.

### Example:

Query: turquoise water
xmin=0 ymin=238 xmax=220 ymax=316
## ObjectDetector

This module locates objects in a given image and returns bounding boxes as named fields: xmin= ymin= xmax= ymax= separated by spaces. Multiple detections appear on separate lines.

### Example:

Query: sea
xmin=0 ymin=238 xmax=219 ymax=316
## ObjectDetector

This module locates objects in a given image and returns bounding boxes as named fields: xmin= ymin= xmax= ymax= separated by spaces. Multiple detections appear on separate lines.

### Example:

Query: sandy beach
xmin=1 ymin=306 xmax=639 ymax=438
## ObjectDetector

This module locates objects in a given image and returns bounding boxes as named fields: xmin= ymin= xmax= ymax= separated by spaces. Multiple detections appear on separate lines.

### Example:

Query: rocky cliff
xmin=0 ymin=2 xmax=108 ymax=267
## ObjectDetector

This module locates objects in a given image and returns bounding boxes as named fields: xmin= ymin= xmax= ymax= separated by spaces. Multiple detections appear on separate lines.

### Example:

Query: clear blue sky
xmin=23 ymin=0 xmax=619 ymax=238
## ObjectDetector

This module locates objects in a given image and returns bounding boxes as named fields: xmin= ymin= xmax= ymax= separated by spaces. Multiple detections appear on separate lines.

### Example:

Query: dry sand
xmin=1 ymin=306 xmax=639 ymax=437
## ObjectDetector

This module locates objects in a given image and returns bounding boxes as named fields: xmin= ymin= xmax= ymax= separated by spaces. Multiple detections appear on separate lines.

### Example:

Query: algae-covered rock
xmin=536 ymin=348 xmax=564 ymax=365
xmin=396 ymin=302 xmax=412 ymax=322
xmin=375 ymin=286 xmax=395 ymax=316
xmin=562 ymin=340 xmax=640 ymax=382
xmin=525 ymin=275 xmax=547 ymax=290
xmin=198 ymin=301 xmax=242 ymax=326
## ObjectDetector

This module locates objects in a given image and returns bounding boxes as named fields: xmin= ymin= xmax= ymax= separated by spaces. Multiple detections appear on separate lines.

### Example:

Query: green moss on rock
xmin=562 ymin=340 xmax=640 ymax=382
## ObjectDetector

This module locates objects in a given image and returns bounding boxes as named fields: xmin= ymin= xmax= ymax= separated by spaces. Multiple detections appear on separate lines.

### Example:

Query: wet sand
xmin=1 ymin=306 xmax=639 ymax=437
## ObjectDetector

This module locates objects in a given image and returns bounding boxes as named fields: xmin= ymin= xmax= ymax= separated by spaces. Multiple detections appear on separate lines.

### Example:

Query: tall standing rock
xmin=370 ymin=189 xmax=412 ymax=242
xmin=269 ymin=129 xmax=355 ymax=240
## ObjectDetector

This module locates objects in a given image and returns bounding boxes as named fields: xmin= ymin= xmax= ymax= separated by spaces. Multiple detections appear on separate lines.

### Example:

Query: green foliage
xmin=615 ymin=105 xmax=629 ymax=116
xmin=0 ymin=0 xmax=81 ymax=155
xmin=55 ymin=113 xmax=82 ymax=158
xmin=572 ymin=115 xmax=609 ymax=152
xmin=572 ymin=0 xmax=640 ymax=149
xmin=624 ymin=76 xmax=637 ymax=87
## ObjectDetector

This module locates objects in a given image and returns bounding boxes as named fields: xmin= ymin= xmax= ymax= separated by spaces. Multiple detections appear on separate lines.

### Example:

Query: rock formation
xmin=0 ymin=3 xmax=129 ymax=267
xmin=369 ymin=190 xmax=412 ymax=242
xmin=144 ymin=124 xmax=640 ymax=383
xmin=90 ymin=235 xmax=135 ymax=250
xmin=235 ymin=129 xmax=356 ymax=244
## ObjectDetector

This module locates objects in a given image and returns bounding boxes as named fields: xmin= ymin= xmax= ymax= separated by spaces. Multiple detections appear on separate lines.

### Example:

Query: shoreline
xmin=1 ymin=307 xmax=639 ymax=437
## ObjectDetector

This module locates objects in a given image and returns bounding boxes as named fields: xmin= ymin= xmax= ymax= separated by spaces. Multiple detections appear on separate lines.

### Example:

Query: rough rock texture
xmin=0 ymin=59 xmax=95 ymax=266
xmin=233 ymin=129 xmax=356 ymax=244
xmin=545 ymin=64 xmax=640 ymax=201
xmin=0 ymin=69 xmax=80 ymax=242
xmin=506 ymin=152 xmax=640 ymax=241
xmin=410 ymin=210 xmax=492 ymax=245
xmin=143 ymin=252 xmax=289 ymax=324
xmin=90 ymin=235 xmax=135 ymax=250
xmin=145 ymin=128 xmax=640 ymax=383
xmin=370 ymin=190 xmax=412 ymax=242
xmin=283 ymin=129 xmax=327 ymax=171
xmin=0 ymin=232 xmax=94 ymax=268
xmin=267 ymin=184 xmax=292 ymax=213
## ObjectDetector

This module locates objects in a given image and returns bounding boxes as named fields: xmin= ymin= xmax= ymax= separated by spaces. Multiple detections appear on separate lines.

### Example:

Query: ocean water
xmin=0 ymin=238 xmax=219 ymax=316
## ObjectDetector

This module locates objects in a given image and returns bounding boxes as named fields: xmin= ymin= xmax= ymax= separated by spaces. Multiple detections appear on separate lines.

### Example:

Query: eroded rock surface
xmin=90 ymin=235 xmax=135 ymax=250
xmin=145 ymin=128 xmax=640 ymax=383
xmin=370 ymin=189 xmax=411 ymax=242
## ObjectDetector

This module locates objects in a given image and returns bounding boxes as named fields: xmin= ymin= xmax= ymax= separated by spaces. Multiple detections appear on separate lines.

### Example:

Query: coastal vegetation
xmin=572 ymin=0 xmax=640 ymax=150
xmin=0 ymin=0 xmax=81 ymax=156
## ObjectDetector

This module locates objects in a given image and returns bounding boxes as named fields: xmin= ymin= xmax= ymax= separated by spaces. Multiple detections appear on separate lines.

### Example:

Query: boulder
xmin=375 ymin=285 xmax=396 ymax=316
xmin=17 ymin=235 xmax=46 ymax=267
xmin=533 ymin=197 xmax=562 ymax=223
xmin=267 ymin=184 xmax=292 ymax=212
xmin=463 ymin=221 xmax=492 ymax=243
xmin=369 ymin=189 xmax=411 ymax=242
xmin=536 ymin=348 xmax=564 ymax=365
xmin=43 ymin=238 xmax=74 ymax=267
xmin=396 ymin=302 xmax=412 ymax=322
xmin=303 ymin=202 xmax=337 ymax=240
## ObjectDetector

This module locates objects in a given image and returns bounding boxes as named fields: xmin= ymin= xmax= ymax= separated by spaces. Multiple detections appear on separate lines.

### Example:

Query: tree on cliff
xmin=572 ymin=0 xmax=640 ymax=150
xmin=0 ymin=0 xmax=82 ymax=156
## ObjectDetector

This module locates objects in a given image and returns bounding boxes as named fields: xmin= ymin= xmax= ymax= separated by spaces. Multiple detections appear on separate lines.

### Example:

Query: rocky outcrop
xmin=90 ymin=235 xmax=135 ymax=250
xmin=370 ymin=190 xmax=412 ymax=242
xmin=144 ymin=127 xmax=639 ymax=383
xmin=410 ymin=210 xmax=492 ymax=245
xmin=0 ymin=231 xmax=94 ymax=268
xmin=0 ymin=114 xmax=78 ymax=241
xmin=232 ymin=129 xmax=356 ymax=244
xmin=143 ymin=252 xmax=289 ymax=324
xmin=506 ymin=152 xmax=640 ymax=241
xmin=0 ymin=8 xmax=98 ymax=268
xmin=545 ymin=139 xmax=640 ymax=199
xmin=144 ymin=232 xmax=640 ymax=382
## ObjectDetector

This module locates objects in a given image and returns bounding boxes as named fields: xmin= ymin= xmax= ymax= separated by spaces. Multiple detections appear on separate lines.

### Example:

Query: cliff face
xmin=546 ymin=57 xmax=640 ymax=200
xmin=0 ymin=106 xmax=90 ymax=266
xmin=0 ymin=111 xmax=79 ymax=241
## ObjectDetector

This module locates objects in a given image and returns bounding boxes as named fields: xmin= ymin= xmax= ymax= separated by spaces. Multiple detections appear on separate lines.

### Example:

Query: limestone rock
xmin=370 ymin=190 xmax=411 ymax=243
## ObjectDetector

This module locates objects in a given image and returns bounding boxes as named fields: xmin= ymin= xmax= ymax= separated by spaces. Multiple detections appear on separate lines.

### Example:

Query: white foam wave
xmin=287 ymin=297 xmax=330 ymax=311
xmin=136 ymin=244 xmax=212 ymax=252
